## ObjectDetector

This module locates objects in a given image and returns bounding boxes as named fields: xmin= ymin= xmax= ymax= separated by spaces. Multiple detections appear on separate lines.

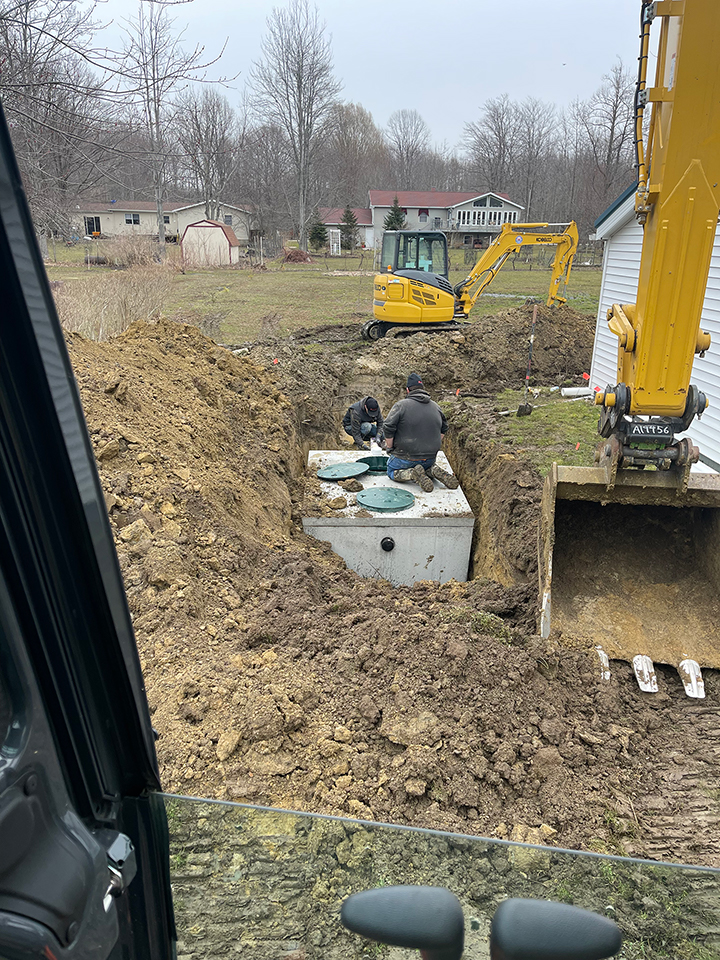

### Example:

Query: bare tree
xmin=231 ymin=121 xmax=294 ymax=245
xmin=176 ymin=88 xmax=244 ymax=219
xmin=577 ymin=60 xmax=635 ymax=207
xmin=385 ymin=108 xmax=430 ymax=189
xmin=323 ymin=102 xmax=387 ymax=206
xmin=250 ymin=0 xmax=340 ymax=249
xmin=119 ymin=1 xmax=226 ymax=256
xmin=515 ymin=97 xmax=556 ymax=220
xmin=0 ymin=0 xmax=124 ymax=240
xmin=463 ymin=94 xmax=519 ymax=194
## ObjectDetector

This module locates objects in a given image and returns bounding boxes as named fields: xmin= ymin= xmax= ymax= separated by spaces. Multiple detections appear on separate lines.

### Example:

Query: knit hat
xmin=406 ymin=373 xmax=424 ymax=390
xmin=364 ymin=397 xmax=380 ymax=412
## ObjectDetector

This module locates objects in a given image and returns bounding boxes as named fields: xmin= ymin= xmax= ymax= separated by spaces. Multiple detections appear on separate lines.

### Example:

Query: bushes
xmin=54 ymin=266 xmax=171 ymax=340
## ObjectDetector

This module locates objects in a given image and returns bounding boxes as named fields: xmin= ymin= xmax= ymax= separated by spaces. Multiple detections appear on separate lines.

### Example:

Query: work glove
xmin=358 ymin=443 xmax=370 ymax=451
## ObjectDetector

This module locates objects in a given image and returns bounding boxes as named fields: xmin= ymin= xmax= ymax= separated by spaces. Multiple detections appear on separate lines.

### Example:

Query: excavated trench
xmin=281 ymin=329 xmax=720 ymax=868
xmin=64 ymin=315 xmax=720 ymax=880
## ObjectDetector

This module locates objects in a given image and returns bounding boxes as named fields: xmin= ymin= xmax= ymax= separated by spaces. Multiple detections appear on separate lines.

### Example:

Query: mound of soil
xmin=67 ymin=313 xmax=720 ymax=867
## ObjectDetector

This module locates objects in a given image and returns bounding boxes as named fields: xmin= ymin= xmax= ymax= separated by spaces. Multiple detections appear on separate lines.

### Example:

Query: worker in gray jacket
xmin=382 ymin=373 xmax=459 ymax=493
xmin=342 ymin=396 xmax=384 ymax=450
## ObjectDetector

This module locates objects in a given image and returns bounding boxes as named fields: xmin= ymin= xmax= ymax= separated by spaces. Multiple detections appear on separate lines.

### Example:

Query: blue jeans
xmin=345 ymin=422 xmax=377 ymax=439
xmin=387 ymin=455 xmax=436 ymax=479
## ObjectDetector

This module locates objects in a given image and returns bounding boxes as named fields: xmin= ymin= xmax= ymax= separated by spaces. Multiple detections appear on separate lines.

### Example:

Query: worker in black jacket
xmin=342 ymin=396 xmax=384 ymax=451
xmin=382 ymin=373 xmax=459 ymax=493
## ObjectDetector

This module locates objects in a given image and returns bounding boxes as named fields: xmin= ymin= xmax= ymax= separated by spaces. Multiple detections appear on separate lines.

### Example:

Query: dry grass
xmin=104 ymin=235 xmax=164 ymax=268
xmin=54 ymin=265 xmax=171 ymax=340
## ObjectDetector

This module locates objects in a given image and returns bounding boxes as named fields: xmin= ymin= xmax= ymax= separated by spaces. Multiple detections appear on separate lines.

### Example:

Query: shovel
xmin=517 ymin=302 xmax=538 ymax=416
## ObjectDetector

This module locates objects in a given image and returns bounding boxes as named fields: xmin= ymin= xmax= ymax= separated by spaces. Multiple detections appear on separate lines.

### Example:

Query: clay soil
xmin=68 ymin=305 xmax=720 ymax=867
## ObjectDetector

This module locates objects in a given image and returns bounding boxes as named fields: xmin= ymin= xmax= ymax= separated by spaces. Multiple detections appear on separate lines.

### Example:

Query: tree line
xmin=0 ymin=0 xmax=637 ymax=251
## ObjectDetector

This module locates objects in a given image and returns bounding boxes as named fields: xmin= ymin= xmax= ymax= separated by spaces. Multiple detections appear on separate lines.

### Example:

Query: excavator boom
xmin=541 ymin=0 xmax=720 ymax=697
xmin=454 ymin=222 xmax=578 ymax=316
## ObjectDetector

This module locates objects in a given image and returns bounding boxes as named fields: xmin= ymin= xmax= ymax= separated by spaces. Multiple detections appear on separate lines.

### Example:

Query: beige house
xmin=75 ymin=200 xmax=252 ymax=243
xmin=181 ymin=220 xmax=241 ymax=267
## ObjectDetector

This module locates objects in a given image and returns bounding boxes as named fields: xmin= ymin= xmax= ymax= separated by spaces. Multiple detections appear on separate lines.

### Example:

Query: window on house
xmin=125 ymin=213 xmax=140 ymax=225
xmin=474 ymin=198 xmax=487 ymax=207
xmin=84 ymin=216 xmax=100 ymax=235
xmin=224 ymin=215 xmax=233 ymax=225
xmin=489 ymin=197 xmax=502 ymax=207
xmin=418 ymin=208 xmax=428 ymax=223
xmin=163 ymin=215 xmax=170 ymax=224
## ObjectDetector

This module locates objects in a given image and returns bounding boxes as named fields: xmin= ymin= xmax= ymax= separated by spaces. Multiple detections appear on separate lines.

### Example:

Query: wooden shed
xmin=181 ymin=219 xmax=241 ymax=267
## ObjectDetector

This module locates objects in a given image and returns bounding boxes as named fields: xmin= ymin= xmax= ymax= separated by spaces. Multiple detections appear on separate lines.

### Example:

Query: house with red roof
xmin=368 ymin=190 xmax=524 ymax=248
xmin=322 ymin=191 xmax=524 ymax=249
xmin=318 ymin=207 xmax=374 ymax=248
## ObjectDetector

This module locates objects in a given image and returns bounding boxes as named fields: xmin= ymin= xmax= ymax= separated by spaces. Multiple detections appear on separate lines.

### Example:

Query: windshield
xmin=398 ymin=233 xmax=447 ymax=277
xmin=380 ymin=232 xmax=396 ymax=273
xmin=166 ymin=794 xmax=720 ymax=959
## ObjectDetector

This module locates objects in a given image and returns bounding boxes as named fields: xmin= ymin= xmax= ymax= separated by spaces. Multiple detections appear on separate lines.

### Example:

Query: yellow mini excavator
xmin=361 ymin=221 xmax=578 ymax=340
xmin=541 ymin=0 xmax=720 ymax=697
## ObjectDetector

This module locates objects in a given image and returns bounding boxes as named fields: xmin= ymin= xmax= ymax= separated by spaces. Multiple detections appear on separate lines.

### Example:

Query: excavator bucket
xmin=539 ymin=464 xmax=720 ymax=696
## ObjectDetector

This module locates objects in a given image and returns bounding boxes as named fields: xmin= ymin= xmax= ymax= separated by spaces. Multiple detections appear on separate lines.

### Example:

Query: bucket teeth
xmin=595 ymin=646 xmax=611 ymax=681
xmin=632 ymin=655 xmax=658 ymax=693
xmin=678 ymin=659 xmax=705 ymax=699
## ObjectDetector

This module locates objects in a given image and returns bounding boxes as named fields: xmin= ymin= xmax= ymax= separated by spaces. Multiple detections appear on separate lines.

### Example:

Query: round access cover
xmin=357 ymin=455 xmax=389 ymax=474
xmin=317 ymin=461 xmax=370 ymax=480
xmin=356 ymin=488 xmax=415 ymax=512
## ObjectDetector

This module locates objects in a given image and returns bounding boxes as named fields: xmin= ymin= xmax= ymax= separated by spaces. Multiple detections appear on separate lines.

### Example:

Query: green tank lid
xmin=317 ymin=462 xmax=370 ymax=480
xmin=356 ymin=488 xmax=415 ymax=512
xmin=357 ymin=455 xmax=390 ymax=474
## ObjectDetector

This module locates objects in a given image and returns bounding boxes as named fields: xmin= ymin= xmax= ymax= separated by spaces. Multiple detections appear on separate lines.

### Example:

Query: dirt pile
xmin=245 ymin=304 xmax=595 ymax=451
xmin=68 ymin=313 xmax=720 ymax=866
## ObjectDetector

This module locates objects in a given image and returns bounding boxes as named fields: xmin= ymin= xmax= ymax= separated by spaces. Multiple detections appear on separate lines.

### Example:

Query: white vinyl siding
xmin=591 ymin=199 xmax=720 ymax=470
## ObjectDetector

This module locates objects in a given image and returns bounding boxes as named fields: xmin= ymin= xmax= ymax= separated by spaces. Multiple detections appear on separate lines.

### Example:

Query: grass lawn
xmin=492 ymin=388 xmax=600 ymax=475
xmin=45 ymin=240 xmax=602 ymax=343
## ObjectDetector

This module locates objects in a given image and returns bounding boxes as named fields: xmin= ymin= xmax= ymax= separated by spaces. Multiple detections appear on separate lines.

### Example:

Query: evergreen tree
xmin=309 ymin=210 xmax=328 ymax=250
xmin=340 ymin=205 xmax=359 ymax=250
xmin=383 ymin=195 xmax=406 ymax=230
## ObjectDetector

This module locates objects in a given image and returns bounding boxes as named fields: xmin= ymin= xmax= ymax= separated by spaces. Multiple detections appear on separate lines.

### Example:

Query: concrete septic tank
xmin=302 ymin=449 xmax=474 ymax=586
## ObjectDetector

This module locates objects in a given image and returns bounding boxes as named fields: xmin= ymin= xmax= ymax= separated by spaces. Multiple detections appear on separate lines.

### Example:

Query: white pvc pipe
xmin=560 ymin=387 xmax=593 ymax=398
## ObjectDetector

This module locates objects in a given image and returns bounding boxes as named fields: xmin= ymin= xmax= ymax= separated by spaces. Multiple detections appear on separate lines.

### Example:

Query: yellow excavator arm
xmin=598 ymin=0 xmax=720 ymax=430
xmin=453 ymin=221 xmax=579 ymax=317
xmin=540 ymin=0 xmax=720 ymax=697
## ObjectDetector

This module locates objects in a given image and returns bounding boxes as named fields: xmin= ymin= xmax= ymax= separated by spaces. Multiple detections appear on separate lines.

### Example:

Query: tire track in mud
xmin=632 ymin=699 xmax=720 ymax=866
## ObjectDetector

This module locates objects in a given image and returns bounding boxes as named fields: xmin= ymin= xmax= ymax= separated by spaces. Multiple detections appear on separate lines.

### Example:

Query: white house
xmin=367 ymin=190 xmax=525 ymax=248
xmin=181 ymin=220 xmax=241 ymax=267
xmin=75 ymin=200 xmax=252 ymax=243
xmin=319 ymin=207 xmax=374 ymax=248
xmin=320 ymin=191 xmax=525 ymax=251
xmin=590 ymin=184 xmax=720 ymax=471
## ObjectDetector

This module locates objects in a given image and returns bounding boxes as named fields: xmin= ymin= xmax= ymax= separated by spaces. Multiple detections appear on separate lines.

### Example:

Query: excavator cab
xmin=379 ymin=230 xmax=449 ymax=278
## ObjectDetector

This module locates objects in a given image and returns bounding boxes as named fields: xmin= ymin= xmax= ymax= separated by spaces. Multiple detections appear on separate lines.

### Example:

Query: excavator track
xmin=361 ymin=319 xmax=465 ymax=341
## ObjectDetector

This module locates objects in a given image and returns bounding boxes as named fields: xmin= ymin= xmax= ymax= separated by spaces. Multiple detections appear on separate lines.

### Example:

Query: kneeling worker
xmin=343 ymin=396 xmax=384 ymax=451
xmin=382 ymin=373 xmax=459 ymax=493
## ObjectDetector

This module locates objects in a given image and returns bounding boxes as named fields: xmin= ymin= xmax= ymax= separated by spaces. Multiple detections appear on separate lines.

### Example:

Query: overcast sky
xmin=102 ymin=0 xmax=645 ymax=149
